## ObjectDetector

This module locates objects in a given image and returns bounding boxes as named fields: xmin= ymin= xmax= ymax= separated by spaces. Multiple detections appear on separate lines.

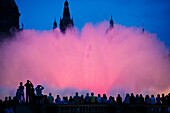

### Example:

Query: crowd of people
xmin=0 ymin=80 xmax=45 ymax=113
xmin=0 ymin=80 xmax=170 ymax=113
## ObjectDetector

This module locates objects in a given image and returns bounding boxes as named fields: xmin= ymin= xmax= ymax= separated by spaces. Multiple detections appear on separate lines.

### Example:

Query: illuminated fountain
xmin=0 ymin=22 xmax=170 ymax=99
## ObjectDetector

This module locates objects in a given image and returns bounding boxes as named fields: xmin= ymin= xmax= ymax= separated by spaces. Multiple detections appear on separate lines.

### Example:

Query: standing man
xmin=25 ymin=80 xmax=33 ymax=104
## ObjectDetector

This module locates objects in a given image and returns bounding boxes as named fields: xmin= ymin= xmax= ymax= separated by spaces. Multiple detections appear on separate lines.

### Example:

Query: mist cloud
xmin=0 ymin=22 xmax=169 ymax=99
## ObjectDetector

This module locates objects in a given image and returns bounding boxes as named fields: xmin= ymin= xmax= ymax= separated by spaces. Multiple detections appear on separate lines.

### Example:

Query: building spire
xmin=64 ymin=0 xmax=69 ymax=7
xmin=110 ymin=15 xmax=114 ymax=28
xmin=142 ymin=24 xmax=144 ymax=33
xmin=105 ymin=15 xmax=114 ymax=34
xmin=53 ymin=18 xmax=57 ymax=30
xmin=59 ymin=0 xmax=74 ymax=33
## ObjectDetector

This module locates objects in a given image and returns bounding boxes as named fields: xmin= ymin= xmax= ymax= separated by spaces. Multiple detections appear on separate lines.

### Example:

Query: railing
xmin=45 ymin=104 xmax=170 ymax=113
xmin=45 ymin=104 xmax=116 ymax=113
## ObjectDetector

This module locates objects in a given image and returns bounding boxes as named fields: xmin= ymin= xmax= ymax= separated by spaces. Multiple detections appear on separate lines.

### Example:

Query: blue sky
xmin=15 ymin=0 xmax=170 ymax=46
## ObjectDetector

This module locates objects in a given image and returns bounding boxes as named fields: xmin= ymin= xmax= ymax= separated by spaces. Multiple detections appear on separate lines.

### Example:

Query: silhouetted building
xmin=59 ymin=0 xmax=74 ymax=33
xmin=0 ymin=0 xmax=20 ymax=37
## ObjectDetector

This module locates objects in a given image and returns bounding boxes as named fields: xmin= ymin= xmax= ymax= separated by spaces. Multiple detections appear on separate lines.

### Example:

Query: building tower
xmin=53 ymin=18 xmax=57 ymax=30
xmin=0 ymin=0 xmax=20 ymax=35
xmin=106 ymin=15 xmax=114 ymax=33
xmin=110 ymin=15 xmax=114 ymax=28
xmin=59 ymin=0 xmax=74 ymax=33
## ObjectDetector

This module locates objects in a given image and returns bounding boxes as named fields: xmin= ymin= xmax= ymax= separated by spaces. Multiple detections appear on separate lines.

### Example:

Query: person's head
xmin=27 ymin=80 xmax=30 ymax=83
xmin=109 ymin=96 xmax=112 ymax=100
xmin=162 ymin=93 xmax=165 ymax=97
xmin=140 ymin=94 xmax=143 ymax=97
xmin=136 ymin=94 xmax=139 ymax=97
xmin=5 ymin=97 xmax=8 ymax=101
xmin=91 ymin=92 xmax=94 ymax=96
xmin=146 ymin=95 xmax=149 ymax=98
xmin=57 ymin=95 xmax=60 ymax=98
xmin=75 ymin=92 xmax=78 ymax=96
xmin=86 ymin=93 xmax=89 ymax=96
xmin=98 ymin=94 xmax=100 ymax=97
xmin=37 ymin=85 xmax=41 ymax=88
xmin=20 ymin=82 xmax=23 ymax=86
xmin=103 ymin=94 xmax=106 ymax=97
xmin=157 ymin=94 xmax=160 ymax=97
xmin=126 ymin=93 xmax=129 ymax=97
xmin=69 ymin=96 xmax=72 ymax=99
xmin=49 ymin=93 xmax=52 ymax=96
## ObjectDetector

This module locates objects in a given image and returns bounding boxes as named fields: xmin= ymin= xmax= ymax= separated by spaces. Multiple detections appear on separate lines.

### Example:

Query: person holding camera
xmin=24 ymin=80 xmax=34 ymax=104
xmin=35 ymin=85 xmax=44 ymax=104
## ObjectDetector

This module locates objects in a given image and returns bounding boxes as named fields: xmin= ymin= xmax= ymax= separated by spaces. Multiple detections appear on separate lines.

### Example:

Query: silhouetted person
xmin=96 ymin=94 xmax=102 ymax=104
xmin=62 ymin=96 xmax=68 ymax=104
xmin=48 ymin=93 xmax=54 ymax=104
xmin=161 ymin=94 xmax=166 ymax=105
xmin=73 ymin=92 xmax=80 ymax=104
xmin=69 ymin=96 xmax=73 ymax=104
xmin=3 ymin=97 xmax=8 ymax=106
xmin=18 ymin=82 xmax=25 ymax=104
xmin=35 ymin=85 xmax=44 ymax=104
xmin=55 ymin=95 xmax=61 ymax=104
xmin=161 ymin=94 xmax=167 ymax=112
xmin=139 ymin=94 xmax=144 ymax=104
xmin=85 ymin=93 xmax=90 ymax=104
xmin=135 ymin=94 xmax=140 ymax=104
xmin=43 ymin=95 xmax=48 ymax=104
xmin=80 ymin=95 xmax=84 ymax=104
xmin=102 ymin=94 xmax=107 ymax=104
xmin=116 ymin=94 xmax=122 ymax=105
xmin=108 ymin=96 xmax=115 ymax=104
xmin=124 ymin=93 xmax=130 ymax=104
xmin=130 ymin=93 xmax=135 ymax=104
xmin=24 ymin=80 xmax=34 ymax=104
xmin=156 ymin=94 xmax=161 ymax=104
xmin=90 ymin=92 xmax=95 ymax=104
xmin=155 ymin=94 xmax=161 ymax=112
xmin=145 ymin=95 xmax=150 ymax=104
xmin=150 ymin=95 xmax=155 ymax=105
xmin=150 ymin=95 xmax=156 ymax=112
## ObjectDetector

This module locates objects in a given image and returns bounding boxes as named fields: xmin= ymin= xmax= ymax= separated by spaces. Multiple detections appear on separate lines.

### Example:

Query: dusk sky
xmin=15 ymin=0 xmax=170 ymax=46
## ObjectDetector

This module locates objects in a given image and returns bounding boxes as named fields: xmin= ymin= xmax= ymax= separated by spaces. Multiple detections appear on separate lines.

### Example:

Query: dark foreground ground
xmin=15 ymin=104 xmax=170 ymax=113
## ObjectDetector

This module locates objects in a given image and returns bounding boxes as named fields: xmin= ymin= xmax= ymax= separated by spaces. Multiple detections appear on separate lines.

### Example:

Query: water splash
xmin=0 ymin=22 xmax=169 ymax=99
